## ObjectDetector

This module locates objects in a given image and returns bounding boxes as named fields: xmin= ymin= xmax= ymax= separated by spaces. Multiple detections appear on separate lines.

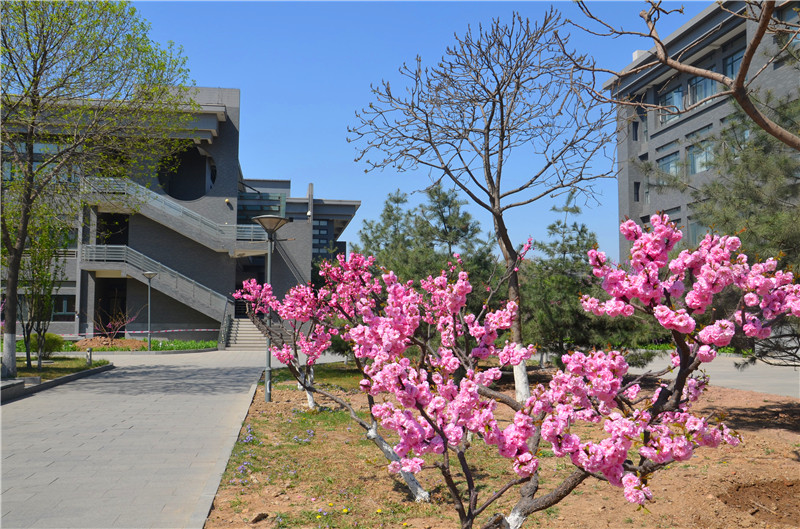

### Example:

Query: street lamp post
xmin=143 ymin=271 xmax=157 ymax=351
xmin=252 ymin=215 xmax=290 ymax=403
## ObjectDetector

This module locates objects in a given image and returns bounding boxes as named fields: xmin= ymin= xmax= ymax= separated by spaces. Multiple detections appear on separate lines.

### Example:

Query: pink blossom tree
xmin=235 ymin=215 xmax=799 ymax=529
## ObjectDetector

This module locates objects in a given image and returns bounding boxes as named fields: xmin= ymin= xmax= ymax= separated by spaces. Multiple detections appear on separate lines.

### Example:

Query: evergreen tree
xmin=690 ymin=99 xmax=800 ymax=271
xmin=355 ymin=186 xmax=497 ymax=296
xmin=521 ymin=194 xmax=668 ymax=363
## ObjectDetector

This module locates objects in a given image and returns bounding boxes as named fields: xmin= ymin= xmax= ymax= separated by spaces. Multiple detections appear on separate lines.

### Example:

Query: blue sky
xmin=133 ymin=1 xmax=707 ymax=262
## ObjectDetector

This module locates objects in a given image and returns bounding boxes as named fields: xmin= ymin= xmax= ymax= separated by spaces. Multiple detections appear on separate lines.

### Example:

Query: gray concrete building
xmin=607 ymin=1 xmax=799 ymax=257
xmin=7 ymin=88 xmax=359 ymax=344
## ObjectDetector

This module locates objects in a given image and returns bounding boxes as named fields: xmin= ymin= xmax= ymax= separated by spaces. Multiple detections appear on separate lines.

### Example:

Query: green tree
xmin=355 ymin=186 xmax=497 ymax=295
xmin=690 ymin=99 xmax=800 ymax=367
xmin=689 ymin=99 xmax=800 ymax=271
xmin=1 ymin=0 xmax=194 ymax=377
xmin=350 ymin=11 xmax=614 ymax=402
xmin=521 ymin=194 xmax=668 ymax=364
xmin=521 ymin=194 xmax=597 ymax=358
xmin=354 ymin=189 xmax=427 ymax=280
xmin=16 ymin=206 xmax=70 ymax=370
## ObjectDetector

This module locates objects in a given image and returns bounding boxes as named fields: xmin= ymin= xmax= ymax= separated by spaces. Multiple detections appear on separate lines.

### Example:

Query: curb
xmin=189 ymin=373 xmax=262 ymax=528
xmin=1 ymin=364 xmax=115 ymax=404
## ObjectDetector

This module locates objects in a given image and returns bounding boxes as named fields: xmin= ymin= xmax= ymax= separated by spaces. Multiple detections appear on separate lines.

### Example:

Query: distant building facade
xmin=607 ymin=1 xmax=799 ymax=256
xmin=4 ymin=88 xmax=359 ymax=343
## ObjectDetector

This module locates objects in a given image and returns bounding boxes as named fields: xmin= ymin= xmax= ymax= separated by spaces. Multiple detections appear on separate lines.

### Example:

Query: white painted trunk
xmin=3 ymin=333 xmax=17 ymax=378
xmin=513 ymin=360 xmax=530 ymax=402
xmin=366 ymin=424 xmax=430 ymax=502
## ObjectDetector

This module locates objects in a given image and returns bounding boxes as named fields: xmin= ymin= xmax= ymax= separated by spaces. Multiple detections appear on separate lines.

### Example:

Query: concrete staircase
xmin=227 ymin=318 xmax=268 ymax=350
xmin=81 ymin=245 xmax=230 ymax=321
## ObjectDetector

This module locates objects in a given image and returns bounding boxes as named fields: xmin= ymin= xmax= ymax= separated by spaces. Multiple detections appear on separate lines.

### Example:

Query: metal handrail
xmin=81 ymin=245 xmax=229 ymax=309
xmin=85 ymin=178 xmax=282 ymax=243
xmin=217 ymin=302 xmax=234 ymax=348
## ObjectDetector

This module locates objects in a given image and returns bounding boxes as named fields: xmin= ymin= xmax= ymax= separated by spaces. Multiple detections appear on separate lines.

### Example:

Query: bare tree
xmin=349 ymin=10 xmax=615 ymax=402
xmin=565 ymin=0 xmax=800 ymax=151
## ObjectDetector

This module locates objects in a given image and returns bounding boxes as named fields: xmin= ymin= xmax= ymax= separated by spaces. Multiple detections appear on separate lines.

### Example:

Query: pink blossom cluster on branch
xmin=582 ymin=214 xmax=800 ymax=366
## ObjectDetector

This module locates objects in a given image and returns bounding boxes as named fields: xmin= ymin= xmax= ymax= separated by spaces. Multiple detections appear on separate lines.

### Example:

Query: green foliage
xmin=1 ymin=0 xmax=195 ymax=376
xmin=148 ymin=339 xmax=216 ymax=351
xmin=29 ymin=333 xmax=64 ymax=358
xmin=690 ymin=98 xmax=800 ymax=271
xmin=10 ymin=200 xmax=71 ymax=367
xmin=354 ymin=185 xmax=497 ymax=303
xmin=688 ymin=98 xmax=800 ymax=367
xmin=521 ymin=194 xmax=668 ymax=356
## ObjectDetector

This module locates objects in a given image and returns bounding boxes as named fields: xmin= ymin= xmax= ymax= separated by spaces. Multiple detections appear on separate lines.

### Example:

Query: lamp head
xmin=253 ymin=215 xmax=290 ymax=235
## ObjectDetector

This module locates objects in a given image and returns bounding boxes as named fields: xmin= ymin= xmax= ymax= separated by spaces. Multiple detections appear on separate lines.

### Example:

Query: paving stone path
xmin=1 ymin=350 xmax=265 ymax=529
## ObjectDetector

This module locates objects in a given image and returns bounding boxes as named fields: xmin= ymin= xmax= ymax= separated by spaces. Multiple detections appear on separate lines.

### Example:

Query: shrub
xmin=31 ymin=333 xmax=64 ymax=359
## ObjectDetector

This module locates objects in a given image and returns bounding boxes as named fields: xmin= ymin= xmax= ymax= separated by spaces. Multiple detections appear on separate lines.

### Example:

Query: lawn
xmin=15 ymin=356 xmax=110 ymax=381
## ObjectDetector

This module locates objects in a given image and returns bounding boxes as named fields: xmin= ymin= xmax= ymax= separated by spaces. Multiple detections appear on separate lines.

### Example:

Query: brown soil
xmin=73 ymin=337 xmax=147 ymax=350
xmin=206 ymin=379 xmax=800 ymax=529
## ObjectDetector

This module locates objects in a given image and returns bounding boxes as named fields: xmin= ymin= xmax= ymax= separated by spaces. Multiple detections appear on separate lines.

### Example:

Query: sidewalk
xmin=629 ymin=353 xmax=800 ymax=399
xmin=1 ymin=349 xmax=265 ymax=529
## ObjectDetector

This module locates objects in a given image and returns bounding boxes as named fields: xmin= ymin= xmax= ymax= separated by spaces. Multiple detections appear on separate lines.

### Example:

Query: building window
xmin=688 ymin=141 xmax=713 ymax=174
xmin=687 ymin=74 xmax=717 ymax=106
xmin=633 ymin=182 xmax=641 ymax=202
xmin=723 ymin=49 xmax=745 ymax=78
xmin=632 ymin=121 xmax=639 ymax=142
xmin=658 ymin=86 xmax=683 ymax=124
xmin=52 ymin=295 xmax=76 ymax=322
xmin=657 ymin=152 xmax=680 ymax=177
xmin=776 ymin=5 xmax=800 ymax=51
xmin=663 ymin=207 xmax=681 ymax=227
xmin=688 ymin=219 xmax=708 ymax=247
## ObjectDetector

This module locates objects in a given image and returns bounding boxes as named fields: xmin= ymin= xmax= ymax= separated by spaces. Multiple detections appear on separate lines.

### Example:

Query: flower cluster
xmin=583 ymin=215 xmax=800 ymax=365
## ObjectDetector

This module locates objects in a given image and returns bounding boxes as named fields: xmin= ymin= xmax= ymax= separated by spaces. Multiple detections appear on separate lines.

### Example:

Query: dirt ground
xmin=206 ymin=375 xmax=800 ymax=529
xmin=73 ymin=337 xmax=147 ymax=350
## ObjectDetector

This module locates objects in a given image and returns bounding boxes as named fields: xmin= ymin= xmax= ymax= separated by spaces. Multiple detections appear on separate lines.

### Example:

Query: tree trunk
xmin=494 ymin=215 xmax=531 ymax=403
xmin=2 ymin=255 xmax=21 ymax=378
xmin=365 ymin=423 xmax=431 ymax=502
xmin=298 ymin=367 xmax=317 ymax=409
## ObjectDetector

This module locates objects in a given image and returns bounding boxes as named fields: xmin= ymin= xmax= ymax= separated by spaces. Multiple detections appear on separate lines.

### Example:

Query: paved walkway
xmin=629 ymin=353 xmax=800 ymax=399
xmin=1 ymin=349 xmax=265 ymax=529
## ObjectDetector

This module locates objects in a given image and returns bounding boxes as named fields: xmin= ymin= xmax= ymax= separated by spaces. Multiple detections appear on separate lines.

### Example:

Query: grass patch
xmin=15 ymin=356 xmax=110 ymax=381
xmin=271 ymin=362 xmax=364 ymax=391
xmin=14 ymin=338 xmax=217 ymax=353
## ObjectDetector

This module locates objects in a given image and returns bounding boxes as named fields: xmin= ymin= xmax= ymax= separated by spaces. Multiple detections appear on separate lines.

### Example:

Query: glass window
xmin=723 ymin=49 xmax=745 ymax=78
xmin=687 ymin=74 xmax=717 ymax=105
xmin=52 ymin=295 xmax=76 ymax=322
xmin=776 ymin=6 xmax=800 ymax=50
xmin=658 ymin=86 xmax=683 ymax=123
xmin=688 ymin=141 xmax=713 ymax=174
xmin=688 ymin=220 xmax=709 ymax=247
xmin=657 ymin=152 xmax=680 ymax=176
xmin=633 ymin=182 xmax=641 ymax=202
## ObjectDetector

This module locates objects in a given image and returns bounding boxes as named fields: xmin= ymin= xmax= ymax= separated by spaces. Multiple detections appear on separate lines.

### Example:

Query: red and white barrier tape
xmin=13 ymin=328 xmax=219 ymax=339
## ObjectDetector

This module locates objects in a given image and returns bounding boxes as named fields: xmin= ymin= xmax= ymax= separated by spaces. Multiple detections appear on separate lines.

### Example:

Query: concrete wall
xmin=127 ymin=215 xmax=234 ymax=296
xmin=125 ymin=280 xmax=219 ymax=342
